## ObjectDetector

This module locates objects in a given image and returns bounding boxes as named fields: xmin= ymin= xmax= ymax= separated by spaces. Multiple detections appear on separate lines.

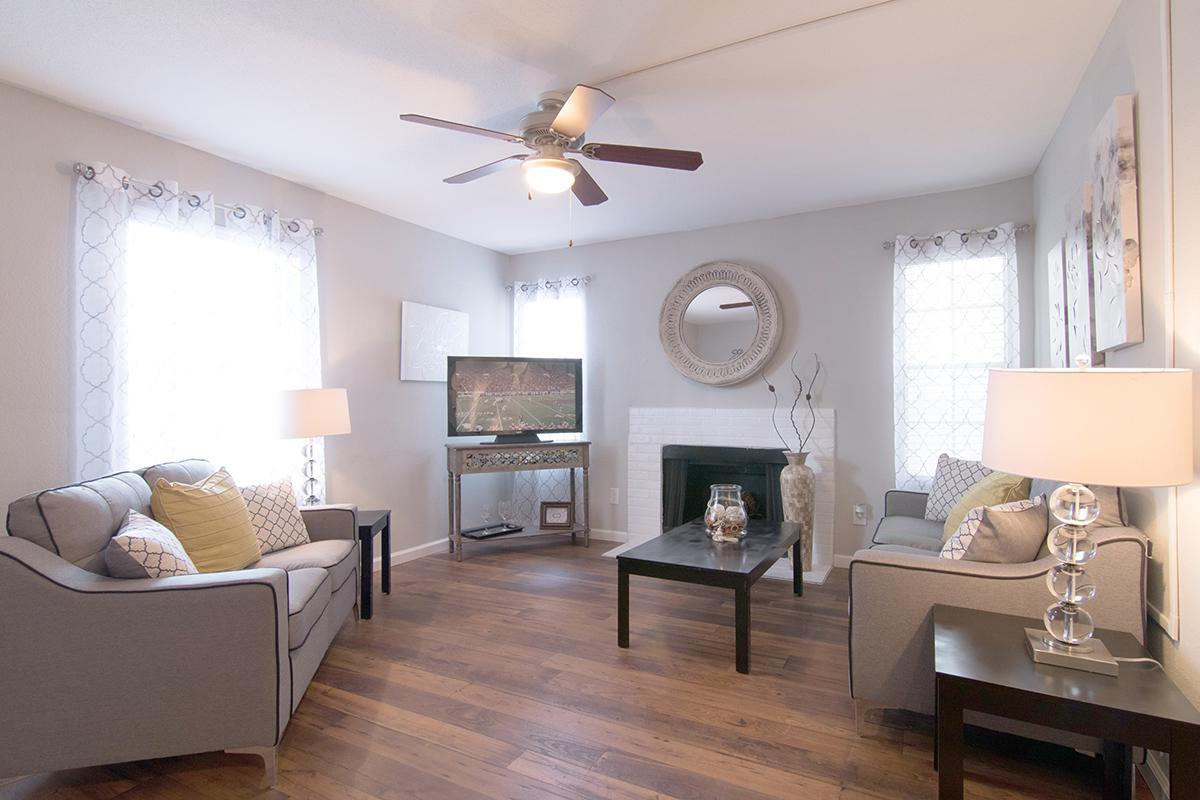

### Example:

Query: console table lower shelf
xmin=446 ymin=441 xmax=590 ymax=562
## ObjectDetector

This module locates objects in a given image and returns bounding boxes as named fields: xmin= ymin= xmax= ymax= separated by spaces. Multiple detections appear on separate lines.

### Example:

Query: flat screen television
xmin=447 ymin=356 xmax=583 ymax=443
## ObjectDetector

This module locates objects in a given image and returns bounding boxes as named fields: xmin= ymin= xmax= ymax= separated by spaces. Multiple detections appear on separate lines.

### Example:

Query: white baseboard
xmin=374 ymin=528 xmax=629 ymax=569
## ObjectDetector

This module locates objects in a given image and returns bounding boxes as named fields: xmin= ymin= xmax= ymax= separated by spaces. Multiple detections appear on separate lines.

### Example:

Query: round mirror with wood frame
xmin=659 ymin=262 xmax=782 ymax=386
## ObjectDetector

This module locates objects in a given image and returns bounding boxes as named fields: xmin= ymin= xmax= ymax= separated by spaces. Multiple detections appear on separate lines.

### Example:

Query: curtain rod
xmin=504 ymin=275 xmax=592 ymax=292
xmin=882 ymin=223 xmax=1030 ymax=251
xmin=73 ymin=163 xmax=324 ymax=237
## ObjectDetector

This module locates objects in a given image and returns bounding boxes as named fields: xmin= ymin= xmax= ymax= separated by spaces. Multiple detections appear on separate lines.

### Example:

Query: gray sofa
xmin=0 ymin=458 xmax=359 ymax=785
xmin=849 ymin=487 xmax=1148 ymax=746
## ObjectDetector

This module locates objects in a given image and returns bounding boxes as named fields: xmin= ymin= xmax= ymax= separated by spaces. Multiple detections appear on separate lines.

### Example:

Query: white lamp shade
xmin=982 ymin=368 xmax=1193 ymax=487
xmin=274 ymin=388 xmax=352 ymax=439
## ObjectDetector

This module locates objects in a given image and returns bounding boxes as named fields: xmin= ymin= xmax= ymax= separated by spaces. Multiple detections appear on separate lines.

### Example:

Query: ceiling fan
xmin=400 ymin=84 xmax=703 ymax=207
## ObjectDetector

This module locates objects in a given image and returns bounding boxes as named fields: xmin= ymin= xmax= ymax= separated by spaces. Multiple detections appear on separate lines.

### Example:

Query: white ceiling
xmin=0 ymin=0 xmax=1119 ymax=254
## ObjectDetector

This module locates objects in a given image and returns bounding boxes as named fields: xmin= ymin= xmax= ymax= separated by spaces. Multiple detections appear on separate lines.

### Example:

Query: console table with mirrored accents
xmin=446 ymin=441 xmax=590 ymax=561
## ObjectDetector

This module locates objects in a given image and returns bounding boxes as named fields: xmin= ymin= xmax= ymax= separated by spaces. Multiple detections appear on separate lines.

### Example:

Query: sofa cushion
xmin=872 ymin=516 xmax=944 ymax=551
xmin=924 ymin=454 xmax=993 ymax=522
xmin=255 ymin=539 xmax=357 ymax=593
xmin=287 ymin=567 xmax=331 ymax=649
xmin=6 ymin=471 xmax=152 ymax=574
xmin=240 ymin=479 xmax=310 ymax=554
xmin=105 ymin=510 xmax=198 ymax=578
xmin=150 ymin=467 xmax=262 ymax=573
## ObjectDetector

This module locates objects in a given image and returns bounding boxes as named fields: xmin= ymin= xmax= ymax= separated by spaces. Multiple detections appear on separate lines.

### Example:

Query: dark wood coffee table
xmin=616 ymin=518 xmax=802 ymax=674
xmin=933 ymin=605 xmax=1200 ymax=799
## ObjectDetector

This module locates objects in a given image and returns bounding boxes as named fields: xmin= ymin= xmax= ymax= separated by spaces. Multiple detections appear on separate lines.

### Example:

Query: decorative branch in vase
xmin=761 ymin=352 xmax=820 ymax=575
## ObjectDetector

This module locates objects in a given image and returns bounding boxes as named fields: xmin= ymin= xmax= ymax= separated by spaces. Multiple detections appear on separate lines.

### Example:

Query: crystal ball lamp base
xmin=301 ymin=439 xmax=322 ymax=506
xmin=1043 ymin=482 xmax=1101 ymax=651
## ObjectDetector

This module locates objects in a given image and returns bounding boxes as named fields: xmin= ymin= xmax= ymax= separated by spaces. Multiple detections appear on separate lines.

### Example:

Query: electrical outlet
xmin=609 ymin=487 xmax=620 ymax=505
xmin=853 ymin=503 xmax=868 ymax=526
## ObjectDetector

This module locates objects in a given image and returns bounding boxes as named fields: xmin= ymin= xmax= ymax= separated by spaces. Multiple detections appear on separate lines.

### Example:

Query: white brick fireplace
xmin=623 ymin=406 xmax=835 ymax=583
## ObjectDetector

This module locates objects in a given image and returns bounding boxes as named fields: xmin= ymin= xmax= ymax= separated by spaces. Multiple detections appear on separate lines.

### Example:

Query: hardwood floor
xmin=3 ymin=538 xmax=1152 ymax=799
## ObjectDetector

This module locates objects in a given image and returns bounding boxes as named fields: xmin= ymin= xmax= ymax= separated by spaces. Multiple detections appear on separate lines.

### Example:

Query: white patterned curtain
xmin=510 ymin=276 xmax=588 ymax=525
xmin=892 ymin=223 xmax=1019 ymax=490
xmin=74 ymin=162 xmax=323 ymax=487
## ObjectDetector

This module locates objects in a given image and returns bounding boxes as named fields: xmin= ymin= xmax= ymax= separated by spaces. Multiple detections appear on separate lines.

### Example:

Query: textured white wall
xmin=508 ymin=177 xmax=1035 ymax=556
xmin=0 ymin=81 xmax=509 ymax=558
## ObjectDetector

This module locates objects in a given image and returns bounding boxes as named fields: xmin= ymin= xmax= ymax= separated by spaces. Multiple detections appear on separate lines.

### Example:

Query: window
xmin=73 ymin=163 xmax=321 ymax=484
xmin=892 ymin=224 xmax=1019 ymax=490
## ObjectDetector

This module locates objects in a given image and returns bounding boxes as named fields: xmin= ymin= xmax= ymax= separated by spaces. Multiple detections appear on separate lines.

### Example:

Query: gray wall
xmin=508 ymin=177 xmax=1035 ymax=554
xmin=0 ymin=81 xmax=509 ymax=558
xmin=1030 ymin=0 xmax=1180 ymax=641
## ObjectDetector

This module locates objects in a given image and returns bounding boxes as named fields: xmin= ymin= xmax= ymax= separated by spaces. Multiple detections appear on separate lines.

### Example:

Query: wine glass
xmin=480 ymin=504 xmax=493 ymax=531
xmin=498 ymin=500 xmax=513 ymax=526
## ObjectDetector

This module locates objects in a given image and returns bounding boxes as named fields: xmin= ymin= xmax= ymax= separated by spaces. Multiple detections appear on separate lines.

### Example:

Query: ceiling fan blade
xmin=551 ymin=84 xmax=615 ymax=140
xmin=581 ymin=143 xmax=703 ymax=171
xmin=400 ymin=114 xmax=524 ymax=144
xmin=569 ymin=161 xmax=608 ymax=206
xmin=443 ymin=155 xmax=527 ymax=184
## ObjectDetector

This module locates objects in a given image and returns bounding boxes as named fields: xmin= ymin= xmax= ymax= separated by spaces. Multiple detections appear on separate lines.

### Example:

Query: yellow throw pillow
xmin=151 ymin=467 xmax=262 ymax=573
xmin=942 ymin=471 xmax=1032 ymax=541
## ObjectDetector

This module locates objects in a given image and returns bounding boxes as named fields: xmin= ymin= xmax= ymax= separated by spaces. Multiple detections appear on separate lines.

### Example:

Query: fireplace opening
xmin=661 ymin=445 xmax=787 ymax=531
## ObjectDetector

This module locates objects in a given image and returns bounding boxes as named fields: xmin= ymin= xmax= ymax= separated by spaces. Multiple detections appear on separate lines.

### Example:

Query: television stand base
xmin=489 ymin=433 xmax=544 ymax=445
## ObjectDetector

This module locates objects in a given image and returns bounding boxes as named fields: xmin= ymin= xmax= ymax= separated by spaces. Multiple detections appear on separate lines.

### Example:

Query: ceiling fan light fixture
xmin=522 ymin=157 xmax=579 ymax=194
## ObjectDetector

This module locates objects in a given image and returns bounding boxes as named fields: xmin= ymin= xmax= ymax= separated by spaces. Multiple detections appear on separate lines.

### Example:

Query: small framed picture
xmin=540 ymin=501 xmax=574 ymax=529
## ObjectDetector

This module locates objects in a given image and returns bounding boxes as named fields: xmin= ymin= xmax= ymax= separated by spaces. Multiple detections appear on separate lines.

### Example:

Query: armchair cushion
xmin=287 ymin=567 xmax=331 ymax=648
xmin=871 ymin=515 xmax=943 ymax=551
xmin=255 ymin=539 xmax=357 ymax=592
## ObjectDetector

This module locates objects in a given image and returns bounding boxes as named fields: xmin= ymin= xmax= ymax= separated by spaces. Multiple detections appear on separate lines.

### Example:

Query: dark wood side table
xmin=933 ymin=605 xmax=1200 ymax=799
xmin=356 ymin=510 xmax=390 ymax=620
xmin=616 ymin=519 xmax=802 ymax=674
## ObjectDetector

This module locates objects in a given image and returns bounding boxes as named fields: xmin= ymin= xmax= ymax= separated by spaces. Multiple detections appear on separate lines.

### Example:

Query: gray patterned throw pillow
xmin=240 ymin=478 xmax=310 ymax=554
xmin=105 ymin=510 xmax=199 ymax=578
xmin=924 ymin=454 xmax=993 ymax=521
xmin=941 ymin=496 xmax=1046 ymax=562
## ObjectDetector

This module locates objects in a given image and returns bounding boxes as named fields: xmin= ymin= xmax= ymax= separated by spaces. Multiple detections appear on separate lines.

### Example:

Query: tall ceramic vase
xmin=781 ymin=451 xmax=815 ymax=572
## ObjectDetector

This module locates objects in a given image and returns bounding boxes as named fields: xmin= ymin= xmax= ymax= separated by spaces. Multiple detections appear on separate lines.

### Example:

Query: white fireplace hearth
xmin=615 ymin=406 xmax=835 ymax=584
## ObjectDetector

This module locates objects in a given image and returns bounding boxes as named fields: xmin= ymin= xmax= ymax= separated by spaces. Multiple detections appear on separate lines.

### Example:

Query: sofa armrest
xmin=300 ymin=503 xmax=358 ymax=542
xmin=0 ymin=536 xmax=290 ymax=778
xmin=883 ymin=489 xmax=929 ymax=519
xmin=848 ymin=526 xmax=1147 ymax=716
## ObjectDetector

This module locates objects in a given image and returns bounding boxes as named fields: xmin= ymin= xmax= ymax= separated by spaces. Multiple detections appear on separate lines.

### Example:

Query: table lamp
xmin=275 ymin=388 xmax=352 ymax=505
xmin=982 ymin=360 xmax=1192 ymax=674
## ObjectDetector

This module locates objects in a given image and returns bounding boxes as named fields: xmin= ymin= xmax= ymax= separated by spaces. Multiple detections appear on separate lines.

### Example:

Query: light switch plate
xmin=609 ymin=488 xmax=620 ymax=505
xmin=853 ymin=503 xmax=868 ymax=526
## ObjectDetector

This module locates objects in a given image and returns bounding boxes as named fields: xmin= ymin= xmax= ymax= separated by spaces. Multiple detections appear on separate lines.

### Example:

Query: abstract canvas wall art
xmin=400 ymin=301 xmax=469 ymax=381
xmin=1089 ymin=94 xmax=1143 ymax=351
xmin=1046 ymin=238 xmax=1069 ymax=368
xmin=1064 ymin=184 xmax=1104 ymax=366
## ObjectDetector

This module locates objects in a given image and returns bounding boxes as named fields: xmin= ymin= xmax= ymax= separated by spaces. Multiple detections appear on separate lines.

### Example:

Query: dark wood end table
xmin=616 ymin=519 xmax=802 ymax=674
xmin=356 ymin=509 xmax=391 ymax=620
xmin=933 ymin=604 xmax=1200 ymax=799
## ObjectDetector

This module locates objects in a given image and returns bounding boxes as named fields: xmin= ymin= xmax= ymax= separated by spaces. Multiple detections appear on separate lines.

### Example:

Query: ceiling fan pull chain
xmin=568 ymin=191 xmax=574 ymax=248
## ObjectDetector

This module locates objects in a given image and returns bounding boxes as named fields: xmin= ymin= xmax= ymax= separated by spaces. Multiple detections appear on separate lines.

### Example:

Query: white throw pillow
xmin=240 ymin=478 xmax=310 ymax=554
xmin=924 ymin=454 xmax=993 ymax=522
xmin=941 ymin=496 xmax=1045 ymax=561
xmin=105 ymin=509 xmax=199 ymax=578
